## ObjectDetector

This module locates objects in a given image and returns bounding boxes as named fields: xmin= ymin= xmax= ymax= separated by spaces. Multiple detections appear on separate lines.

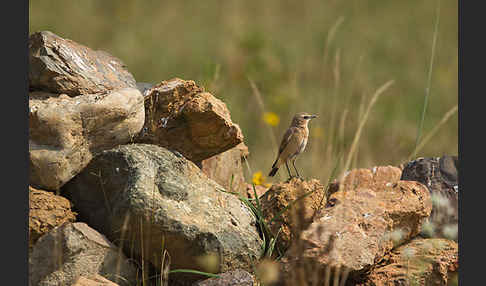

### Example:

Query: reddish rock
xmin=281 ymin=167 xmax=432 ymax=285
xmin=29 ymin=87 xmax=145 ymax=190
xmin=260 ymin=178 xmax=327 ymax=251
xmin=29 ymin=31 xmax=136 ymax=95
xmin=201 ymin=143 xmax=249 ymax=197
xmin=246 ymin=184 xmax=269 ymax=199
xmin=359 ymin=238 xmax=458 ymax=286
xmin=135 ymin=78 xmax=244 ymax=163
xmin=73 ymin=274 xmax=119 ymax=286
xmin=29 ymin=186 xmax=77 ymax=250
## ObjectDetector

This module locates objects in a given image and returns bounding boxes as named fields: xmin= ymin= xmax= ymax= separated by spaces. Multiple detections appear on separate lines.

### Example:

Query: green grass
xmin=29 ymin=0 xmax=458 ymax=184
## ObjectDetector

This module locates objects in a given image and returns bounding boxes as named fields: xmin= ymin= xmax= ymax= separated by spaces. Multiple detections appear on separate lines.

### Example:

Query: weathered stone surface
xmin=260 ymin=178 xmax=326 ymax=251
xmin=246 ymin=183 xmax=269 ymax=200
xmin=359 ymin=238 xmax=458 ymax=286
xmin=29 ymin=222 xmax=137 ymax=286
xmin=135 ymin=78 xmax=244 ymax=163
xmin=63 ymin=144 xmax=262 ymax=280
xmin=29 ymin=31 xmax=136 ymax=95
xmin=201 ymin=143 xmax=249 ymax=197
xmin=73 ymin=274 xmax=119 ymax=286
xmin=29 ymin=87 xmax=144 ymax=190
xmin=29 ymin=186 xmax=77 ymax=250
xmin=281 ymin=167 xmax=432 ymax=284
xmin=193 ymin=269 xmax=255 ymax=286
xmin=401 ymin=156 xmax=458 ymax=240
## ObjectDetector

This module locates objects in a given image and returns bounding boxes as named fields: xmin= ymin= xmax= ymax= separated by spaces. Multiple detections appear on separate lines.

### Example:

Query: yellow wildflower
xmin=252 ymin=171 xmax=271 ymax=187
xmin=263 ymin=112 xmax=280 ymax=127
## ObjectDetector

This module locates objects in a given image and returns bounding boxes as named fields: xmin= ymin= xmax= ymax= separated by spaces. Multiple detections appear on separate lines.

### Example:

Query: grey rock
xmin=29 ymin=222 xmax=138 ymax=286
xmin=29 ymin=87 xmax=145 ymax=190
xmin=63 ymin=144 xmax=263 ymax=281
xmin=401 ymin=156 xmax=458 ymax=240
xmin=193 ymin=269 xmax=255 ymax=286
xmin=29 ymin=31 xmax=136 ymax=95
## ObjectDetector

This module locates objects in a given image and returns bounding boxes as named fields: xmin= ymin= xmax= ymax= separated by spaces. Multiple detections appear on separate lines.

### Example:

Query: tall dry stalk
xmin=341 ymin=80 xmax=395 ymax=177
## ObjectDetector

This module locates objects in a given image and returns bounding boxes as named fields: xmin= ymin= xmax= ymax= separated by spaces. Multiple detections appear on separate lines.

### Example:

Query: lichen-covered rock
xmin=281 ymin=166 xmax=432 ymax=285
xmin=192 ymin=269 xmax=255 ymax=286
xmin=401 ymin=156 xmax=458 ymax=240
xmin=260 ymin=178 xmax=326 ymax=251
xmin=135 ymin=78 xmax=244 ymax=163
xmin=63 ymin=144 xmax=262 ymax=281
xmin=29 ymin=222 xmax=137 ymax=286
xmin=29 ymin=87 xmax=144 ymax=190
xmin=29 ymin=31 xmax=136 ymax=95
xmin=201 ymin=143 xmax=249 ymax=197
xmin=29 ymin=186 xmax=77 ymax=250
xmin=359 ymin=238 xmax=458 ymax=286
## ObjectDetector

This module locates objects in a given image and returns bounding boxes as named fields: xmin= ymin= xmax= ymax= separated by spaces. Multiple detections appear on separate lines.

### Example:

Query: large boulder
xmin=63 ymin=144 xmax=262 ymax=280
xmin=359 ymin=238 xmax=458 ymax=286
xmin=201 ymin=143 xmax=249 ymax=197
xmin=29 ymin=31 xmax=136 ymax=95
xmin=29 ymin=87 xmax=145 ymax=190
xmin=29 ymin=222 xmax=138 ymax=286
xmin=29 ymin=186 xmax=77 ymax=251
xmin=135 ymin=78 xmax=244 ymax=163
xmin=281 ymin=166 xmax=432 ymax=285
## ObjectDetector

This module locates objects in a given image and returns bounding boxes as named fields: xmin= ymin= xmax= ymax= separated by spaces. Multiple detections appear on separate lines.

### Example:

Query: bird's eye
xmin=304 ymin=116 xmax=310 ymax=119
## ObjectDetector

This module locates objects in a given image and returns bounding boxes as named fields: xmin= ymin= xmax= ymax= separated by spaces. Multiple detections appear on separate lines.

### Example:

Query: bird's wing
xmin=278 ymin=127 xmax=296 ymax=155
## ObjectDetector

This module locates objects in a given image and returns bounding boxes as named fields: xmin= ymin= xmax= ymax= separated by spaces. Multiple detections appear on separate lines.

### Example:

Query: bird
xmin=268 ymin=112 xmax=317 ymax=179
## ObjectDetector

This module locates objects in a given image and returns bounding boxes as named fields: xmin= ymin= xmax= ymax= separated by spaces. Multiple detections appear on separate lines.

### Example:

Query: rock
xmin=29 ymin=186 xmax=77 ymax=250
xmin=359 ymin=238 xmax=458 ymax=286
xmin=281 ymin=167 xmax=432 ymax=285
xmin=73 ymin=274 xmax=119 ymax=286
xmin=401 ymin=156 xmax=458 ymax=240
xmin=29 ymin=31 xmax=136 ymax=95
xmin=29 ymin=87 xmax=145 ymax=190
xmin=246 ymin=184 xmax=269 ymax=200
xmin=135 ymin=78 xmax=244 ymax=163
xmin=63 ymin=144 xmax=262 ymax=280
xmin=192 ymin=269 xmax=255 ymax=286
xmin=29 ymin=222 xmax=138 ymax=286
xmin=260 ymin=178 xmax=327 ymax=251
xmin=201 ymin=143 xmax=249 ymax=197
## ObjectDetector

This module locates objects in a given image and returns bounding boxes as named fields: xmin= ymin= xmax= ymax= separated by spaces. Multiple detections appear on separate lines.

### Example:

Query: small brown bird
xmin=268 ymin=112 xmax=317 ymax=179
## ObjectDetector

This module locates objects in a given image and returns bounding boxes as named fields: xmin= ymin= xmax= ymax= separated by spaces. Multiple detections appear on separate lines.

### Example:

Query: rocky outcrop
xmin=193 ymin=269 xmax=255 ymax=286
xmin=135 ymin=78 xmax=244 ymax=163
xmin=63 ymin=144 xmax=262 ymax=280
xmin=401 ymin=156 xmax=458 ymax=240
xmin=280 ymin=167 xmax=432 ymax=285
xmin=260 ymin=178 xmax=326 ymax=251
xmin=359 ymin=238 xmax=458 ymax=286
xmin=201 ymin=143 xmax=249 ymax=197
xmin=29 ymin=186 xmax=77 ymax=250
xmin=29 ymin=87 xmax=145 ymax=190
xmin=29 ymin=222 xmax=138 ymax=286
xmin=29 ymin=31 xmax=136 ymax=96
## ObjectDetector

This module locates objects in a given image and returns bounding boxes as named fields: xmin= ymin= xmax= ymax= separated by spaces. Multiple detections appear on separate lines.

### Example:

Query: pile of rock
xmin=28 ymin=31 xmax=458 ymax=286
xmin=29 ymin=31 xmax=258 ymax=286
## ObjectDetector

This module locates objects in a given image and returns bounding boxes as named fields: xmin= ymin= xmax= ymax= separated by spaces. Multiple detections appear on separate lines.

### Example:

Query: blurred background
xmin=29 ymin=0 xmax=458 ymax=184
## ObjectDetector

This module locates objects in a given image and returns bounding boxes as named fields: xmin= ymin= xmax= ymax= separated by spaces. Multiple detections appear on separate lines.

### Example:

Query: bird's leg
xmin=292 ymin=158 xmax=302 ymax=180
xmin=285 ymin=161 xmax=293 ymax=179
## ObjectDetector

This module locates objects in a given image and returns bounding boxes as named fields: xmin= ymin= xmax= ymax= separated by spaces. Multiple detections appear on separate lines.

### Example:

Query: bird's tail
xmin=268 ymin=159 xmax=279 ymax=177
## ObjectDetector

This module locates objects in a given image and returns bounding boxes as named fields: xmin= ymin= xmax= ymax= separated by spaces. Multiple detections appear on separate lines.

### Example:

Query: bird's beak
xmin=310 ymin=115 xmax=318 ymax=119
